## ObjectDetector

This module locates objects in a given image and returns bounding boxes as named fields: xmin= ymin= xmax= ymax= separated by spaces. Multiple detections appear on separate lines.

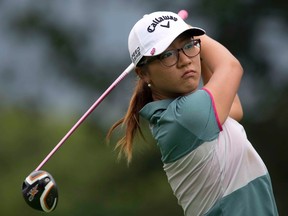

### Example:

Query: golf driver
xmin=21 ymin=10 xmax=189 ymax=212
xmin=21 ymin=62 xmax=134 ymax=212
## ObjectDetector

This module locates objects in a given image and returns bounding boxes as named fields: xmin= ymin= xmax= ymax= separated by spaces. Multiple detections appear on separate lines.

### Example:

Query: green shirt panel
xmin=205 ymin=175 xmax=279 ymax=216
xmin=140 ymin=90 xmax=221 ymax=163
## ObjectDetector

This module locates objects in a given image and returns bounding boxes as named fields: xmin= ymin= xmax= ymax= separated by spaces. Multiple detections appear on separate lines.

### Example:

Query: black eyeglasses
xmin=138 ymin=39 xmax=201 ymax=67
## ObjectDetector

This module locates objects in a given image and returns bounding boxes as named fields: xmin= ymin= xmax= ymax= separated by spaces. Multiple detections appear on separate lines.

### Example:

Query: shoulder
xmin=139 ymin=90 xmax=208 ymax=119
xmin=174 ymin=90 xmax=222 ymax=137
xmin=140 ymin=89 xmax=221 ymax=134
xmin=140 ymin=90 xmax=222 ymax=163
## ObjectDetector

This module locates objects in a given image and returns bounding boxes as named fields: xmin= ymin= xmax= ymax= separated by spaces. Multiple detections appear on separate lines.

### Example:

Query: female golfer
xmin=107 ymin=11 xmax=278 ymax=215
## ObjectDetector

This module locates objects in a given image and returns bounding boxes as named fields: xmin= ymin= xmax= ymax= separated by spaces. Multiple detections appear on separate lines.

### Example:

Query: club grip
xmin=178 ymin=10 xmax=188 ymax=20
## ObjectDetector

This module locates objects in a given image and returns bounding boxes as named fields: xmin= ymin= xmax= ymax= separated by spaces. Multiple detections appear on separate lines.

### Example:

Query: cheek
xmin=149 ymin=69 xmax=176 ymax=86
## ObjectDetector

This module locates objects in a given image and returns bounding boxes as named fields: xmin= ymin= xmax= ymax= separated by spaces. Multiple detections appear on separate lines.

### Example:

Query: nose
xmin=177 ymin=49 xmax=191 ymax=67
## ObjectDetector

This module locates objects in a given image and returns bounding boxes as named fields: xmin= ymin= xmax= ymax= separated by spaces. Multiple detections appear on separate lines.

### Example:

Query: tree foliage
xmin=0 ymin=0 xmax=287 ymax=215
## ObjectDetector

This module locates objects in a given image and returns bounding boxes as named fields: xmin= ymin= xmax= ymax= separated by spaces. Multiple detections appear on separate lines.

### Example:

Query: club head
xmin=22 ymin=170 xmax=58 ymax=213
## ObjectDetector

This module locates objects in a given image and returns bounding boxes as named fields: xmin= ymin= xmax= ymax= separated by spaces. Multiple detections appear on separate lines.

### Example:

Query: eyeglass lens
xmin=159 ymin=39 xmax=201 ymax=67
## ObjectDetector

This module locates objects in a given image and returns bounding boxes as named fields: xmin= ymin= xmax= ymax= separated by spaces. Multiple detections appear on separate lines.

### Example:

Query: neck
xmin=152 ymin=91 xmax=181 ymax=101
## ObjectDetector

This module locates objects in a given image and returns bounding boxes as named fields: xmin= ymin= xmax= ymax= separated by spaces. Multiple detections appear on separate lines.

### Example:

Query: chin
xmin=182 ymin=85 xmax=198 ymax=95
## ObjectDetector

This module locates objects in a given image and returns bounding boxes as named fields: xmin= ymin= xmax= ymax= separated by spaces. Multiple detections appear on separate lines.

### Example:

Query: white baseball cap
xmin=128 ymin=11 xmax=205 ymax=66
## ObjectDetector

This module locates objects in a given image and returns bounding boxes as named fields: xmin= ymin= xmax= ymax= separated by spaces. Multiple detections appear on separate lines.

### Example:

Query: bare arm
xmin=198 ymin=35 xmax=243 ymax=124
xmin=201 ymin=60 xmax=243 ymax=122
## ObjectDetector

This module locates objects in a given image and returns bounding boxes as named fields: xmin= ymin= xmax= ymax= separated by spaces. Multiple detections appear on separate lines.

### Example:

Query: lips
xmin=182 ymin=70 xmax=196 ymax=78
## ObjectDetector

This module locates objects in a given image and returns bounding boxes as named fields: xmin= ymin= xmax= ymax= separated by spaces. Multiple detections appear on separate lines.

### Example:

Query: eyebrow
xmin=165 ymin=37 xmax=193 ymax=51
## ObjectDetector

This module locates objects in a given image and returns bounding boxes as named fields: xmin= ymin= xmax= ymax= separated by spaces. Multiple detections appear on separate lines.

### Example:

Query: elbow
xmin=233 ymin=108 xmax=244 ymax=122
xmin=231 ymin=58 xmax=244 ymax=78
xmin=229 ymin=100 xmax=244 ymax=122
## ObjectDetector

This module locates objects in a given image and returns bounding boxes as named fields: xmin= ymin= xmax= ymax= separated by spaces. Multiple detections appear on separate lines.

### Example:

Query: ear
xmin=135 ymin=67 xmax=151 ymax=84
xmin=135 ymin=67 xmax=144 ymax=78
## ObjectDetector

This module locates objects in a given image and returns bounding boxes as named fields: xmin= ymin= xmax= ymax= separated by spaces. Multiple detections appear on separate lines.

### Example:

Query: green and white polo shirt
xmin=140 ymin=89 xmax=278 ymax=216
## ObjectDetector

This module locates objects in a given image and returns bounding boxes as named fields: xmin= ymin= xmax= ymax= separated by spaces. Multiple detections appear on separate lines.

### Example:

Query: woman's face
xmin=137 ymin=34 xmax=202 ymax=100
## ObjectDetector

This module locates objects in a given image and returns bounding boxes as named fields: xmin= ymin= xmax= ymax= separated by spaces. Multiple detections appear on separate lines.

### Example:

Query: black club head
xmin=22 ymin=170 xmax=58 ymax=212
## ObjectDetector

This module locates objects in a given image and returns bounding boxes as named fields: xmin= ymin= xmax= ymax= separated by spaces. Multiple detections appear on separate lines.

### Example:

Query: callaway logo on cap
xmin=128 ymin=11 xmax=205 ymax=66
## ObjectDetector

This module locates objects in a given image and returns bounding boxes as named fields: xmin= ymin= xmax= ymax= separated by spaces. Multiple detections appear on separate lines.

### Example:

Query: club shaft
xmin=34 ymin=10 xmax=189 ymax=171
xmin=35 ymin=63 xmax=134 ymax=171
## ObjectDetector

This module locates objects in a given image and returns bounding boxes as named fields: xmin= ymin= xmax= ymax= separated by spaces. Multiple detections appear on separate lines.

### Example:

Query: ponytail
xmin=106 ymin=78 xmax=153 ymax=163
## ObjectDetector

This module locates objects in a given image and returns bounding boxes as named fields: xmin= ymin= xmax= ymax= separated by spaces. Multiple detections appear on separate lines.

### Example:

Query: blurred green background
xmin=0 ymin=0 xmax=287 ymax=215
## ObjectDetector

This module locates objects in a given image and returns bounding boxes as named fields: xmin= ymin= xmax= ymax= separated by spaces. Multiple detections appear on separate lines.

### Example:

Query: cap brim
xmin=188 ymin=27 xmax=206 ymax=37
xmin=144 ymin=26 xmax=205 ymax=57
